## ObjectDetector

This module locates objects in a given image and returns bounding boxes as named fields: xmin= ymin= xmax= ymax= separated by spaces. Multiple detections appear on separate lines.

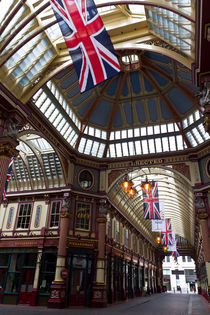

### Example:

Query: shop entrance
xmin=18 ymin=268 xmax=35 ymax=304
xmin=66 ymin=251 xmax=94 ymax=307
xmin=70 ymin=269 xmax=86 ymax=305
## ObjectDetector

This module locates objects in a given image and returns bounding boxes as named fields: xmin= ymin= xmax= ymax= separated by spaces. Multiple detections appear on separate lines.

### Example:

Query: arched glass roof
xmin=0 ymin=0 xmax=209 ymax=160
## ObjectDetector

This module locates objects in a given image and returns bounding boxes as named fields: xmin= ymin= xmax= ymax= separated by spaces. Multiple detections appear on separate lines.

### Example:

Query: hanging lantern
xmin=141 ymin=176 xmax=153 ymax=194
xmin=127 ymin=186 xmax=137 ymax=199
xmin=121 ymin=177 xmax=133 ymax=193
xmin=155 ymin=234 xmax=161 ymax=244
xmin=163 ymin=245 xmax=168 ymax=252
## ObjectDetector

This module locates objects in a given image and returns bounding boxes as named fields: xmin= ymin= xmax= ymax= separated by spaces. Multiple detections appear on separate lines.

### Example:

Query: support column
xmin=48 ymin=196 xmax=71 ymax=309
xmin=30 ymin=248 xmax=43 ymax=306
xmin=198 ymin=213 xmax=210 ymax=261
xmin=92 ymin=199 xmax=107 ymax=307
xmin=206 ymin=262 xmax=210 ymax=302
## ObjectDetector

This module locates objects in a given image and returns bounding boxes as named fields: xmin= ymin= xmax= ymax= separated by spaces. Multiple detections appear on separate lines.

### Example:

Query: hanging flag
xmin=50 ymin=0 xmax=121 ymax=92
xmin=159 ymin=200 xmax=165 ymax=219
xmin=167 ymin=234 xmax=177 ymax=251
xmin=143 ymin=181 xmax=161 ymax=219
xmin=152 ymin=219 xmax=165 ymax=232
xmin=3 ymin=157 xmax=14 ymax=200
xmin=171 ymin=248 xmax=180 ymax=258
xmin=161 ymin=219 xmax=175 ymax=245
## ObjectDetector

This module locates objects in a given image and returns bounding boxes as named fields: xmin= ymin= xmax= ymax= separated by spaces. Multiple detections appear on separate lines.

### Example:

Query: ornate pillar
xmin=92 ymin=199 xmax=107 ymax=307
xmin=197 ymin=81 xmax=210 ymax=134
xmin=0 ymin=114 xmax=20 ymax=203
xmin=48 ymin=195 xmax=71 ymax=309
xmin=31 ymin=248 xmax=43 ymax=306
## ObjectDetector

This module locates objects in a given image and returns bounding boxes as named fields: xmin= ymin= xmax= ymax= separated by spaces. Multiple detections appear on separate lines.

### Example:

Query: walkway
xmin=0 ymin=293 xmax=209 ymax=315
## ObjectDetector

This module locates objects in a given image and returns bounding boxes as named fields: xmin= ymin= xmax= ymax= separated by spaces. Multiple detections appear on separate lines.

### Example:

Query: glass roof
xmin=1 ymin=0 xmax=209 ymax=160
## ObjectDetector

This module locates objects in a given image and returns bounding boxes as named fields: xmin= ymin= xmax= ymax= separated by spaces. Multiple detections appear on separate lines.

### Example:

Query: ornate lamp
xmin=127 ymin=186 xmax=137 ymax=199
xmin=141 ymin=176 xmax=153 ymax=194
xmin=163 ymin=245 xmax=168 ymax=252
xmin=155 ymin=234 xmax=161 ymax=244
xmin=121 ymin=176 xmax=133 ymax=193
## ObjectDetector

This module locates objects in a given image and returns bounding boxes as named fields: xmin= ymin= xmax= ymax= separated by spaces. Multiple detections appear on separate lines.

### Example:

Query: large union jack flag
xmin=3 ymin=157 xmax=14 ymax=201
xmin=143 ymin=181 xmax=161 ymax=219
xmin=161 ymin=219 xmax=175 ymax=245
xmin=50 ymin=0 xmax=121 ymax=92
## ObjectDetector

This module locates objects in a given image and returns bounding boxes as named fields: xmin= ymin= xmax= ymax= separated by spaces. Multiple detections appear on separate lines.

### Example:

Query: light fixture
xmin=163 ymin=245 xmax=168 ymax=252
xmin=141 ymin=176 xmax=153 ymax=194
xmin=127 ymin=186 xmax=137 ymax=199
xmin=121 ymin=176 xmax=133 ymax=193
xmin=155 ymin=234 xmax=161 ymax=244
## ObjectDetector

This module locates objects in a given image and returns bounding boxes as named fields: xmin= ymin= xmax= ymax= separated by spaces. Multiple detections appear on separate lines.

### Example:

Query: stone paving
xmin=0 ymin=293 xmax=209 ymax=315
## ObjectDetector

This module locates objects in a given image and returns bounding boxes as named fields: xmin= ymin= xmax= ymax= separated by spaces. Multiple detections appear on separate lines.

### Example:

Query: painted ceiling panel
xmin=78 ymin=99 xmax=94 ymax=117
xmin=73 ymin=90 xmax=93 ymax=106
xmin=130 ymin=72 xmax=141 ymax=94
xmin=148 ymin=99 xmax=158 ymax=121
xmin=160 ymin=99 xmax=172 ymax=120
xmin=149 ymin=70 xmax=169 ymax=87
xmin=106 ymin=76 xmax=120 ymax=96
xmin=178 ymin=71 xmax=192 ymax=81
xmin=143 ymin=76 xmax=154 ymax=92
xmin=113 ymin=107 xmax=123 ymax=128
xmin=168 ymin=88 xmax=194 ymax=114
xmin=136 ymin=101 xmax=146 ymax=123
xmin=61 ymin=72 xmax=78 ymax=89
xmin=144 ymin=52 xmax=170 ymax=64
xmin=67 ymin=85 xmax=80 ymax=101
xmin=122 ymin=79 xmax=129 ymax=97
xmin=90 ymin=101 xmax=111 ymax=126
xmin=124 ymin=103 xmax=133 ymax=125
xmin=55 ymin=67 xmax=73 ymax=80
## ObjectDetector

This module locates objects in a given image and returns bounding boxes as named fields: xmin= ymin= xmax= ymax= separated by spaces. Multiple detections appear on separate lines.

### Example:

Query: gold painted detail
xmin=96 ymin=217 xmax=107 ymax=224
xmin=60 ymin=211 xmax=70 ymax=218
xmin=68 ymin=240 xmax=94 ymax=248
xmin=197 ymin=213 xmax=209 ymax=220
xmin=0 ymin=144 xmax=18 ymax=157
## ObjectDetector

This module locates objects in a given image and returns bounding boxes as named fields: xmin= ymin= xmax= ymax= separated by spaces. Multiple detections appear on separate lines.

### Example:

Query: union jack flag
xmin=50 ymin=0 xmax=121 ymax=92
xmin=143 ymin=181 xmax=161 ymax=219
xmin=161 ymin=219 xmax=175 ymax=245
xmin=3 ymin=157 xmax=14 ymax=200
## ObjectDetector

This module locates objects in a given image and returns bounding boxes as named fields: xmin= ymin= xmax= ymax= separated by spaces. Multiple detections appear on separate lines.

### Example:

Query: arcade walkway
xmin=0 ymin=293 xmax=209 ymax=315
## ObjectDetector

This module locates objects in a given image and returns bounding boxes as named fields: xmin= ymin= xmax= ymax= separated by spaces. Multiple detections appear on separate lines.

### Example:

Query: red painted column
xmin=48 ymin=196 xmax=71 ymax=309
xmin=92 ymin=199 xmax=107 ymax=307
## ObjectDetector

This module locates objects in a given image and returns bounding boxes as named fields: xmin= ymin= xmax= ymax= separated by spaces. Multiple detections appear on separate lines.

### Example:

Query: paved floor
xmin=0 ymin=293 xmax=209 ymax=315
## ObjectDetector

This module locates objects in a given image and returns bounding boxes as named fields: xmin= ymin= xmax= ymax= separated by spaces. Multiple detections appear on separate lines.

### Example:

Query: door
xmin=18 ymin=269 xmax=35 ymax=304
xmin=70 ymin=269 xmax=86 ymax=306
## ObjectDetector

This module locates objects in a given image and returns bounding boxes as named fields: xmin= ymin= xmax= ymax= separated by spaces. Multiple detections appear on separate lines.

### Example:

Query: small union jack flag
xmin=50 ymin=0 xmax=121 ymax=92
xmin=143 ymin=181 xmax=161 ymax=219
xmin=161 ymin=219 xmax=175 ymax=245
xmin=3 ymin=157 xmax=14 ymax=201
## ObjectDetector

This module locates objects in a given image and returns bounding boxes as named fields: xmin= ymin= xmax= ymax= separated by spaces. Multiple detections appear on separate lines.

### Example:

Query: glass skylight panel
xmin=98 ymin=143 xmax=105 ymax=158
xmin=161 ymin=124 xmax=167 ymax=133
xmin=174 ymin=123 xmax=179 ymax=132
xmin=186 ymin=131 xmax=197 ymax=147
xmin=95 ymin=128 xmax=101 ymax=138
xmin=116 ymin=143 xmax=122 ymax=157
xmin=168 ymin=123 xmax=174 ymax=132
xmin=155 ymin=138 xmax=162 ymax=152
xmin=142 ymin=140 xmax=149 ymax=154
xmin=141 ymin=127 xmax=146 ymax=136
xmin=40 ymin=98 xmax=51 ymax=114
xmin=148 ymin=139 xmax=155 ymax=153
xmin=183 ymin=118 xmax=188 ymax=129
xmin=88 ymin=126 xmax=94 ymax=136
xmin=128 ymin=142 xmax=135 ymax=156
xmin=128 ymin=129 xmax=133 ymax=138
xmin=176 ymin=135 xmax=184 ymax=150
xmin=135 ymin=141 xmax=142 ymax=154
xmin=84 ymin=139 xmax=93 ymax=155
xmin=198 ymin=124 xmax=210 ymax=140
xmin=60 ymin=122 xmax=69 ymax=136
xmin=78 ymin=138 xmax=86 ymax=153
xmin=122 ymin=142 xmax=129 ymax=156
xmin=189 ymin=114 xmax=194 ymax=125
xmin=128 ymin=5 xmax=145 ymax=15
xmin=168 ymin=132 xmax=176 ymax=147
xmin=70 ymin=133 xmax=78 ymax=147
xmin=110 ymin=144 xmax=116 ymax=158
xmin=134 ymin=128 xmax=140 ymax=137
xmin=63 ymin=126 xmax=72 ymax=140
xmin=154 ymin=125 xmax=160 ymax=134
xmin=115 ymin=131 xmax=121 ymax=140
xmin=45 ymin=104 xmax=55 ymax=118
xmin=57 ymin=118 xmax=66 ymax=132
xmin=49 ymin=108 xmax=59 ymax=123
xmin=101 ymin=131 xmax=107 ymax=140
xmin=192 ymin=128 xmax=203 ymax=144
xmin=194 ymin=110 xmax=201 ymax=121
xmin=162 ymin=137 xmax=169 ymax=152
xmin=147 ymin=126 xmax=153 ymax=135
xmin=91 ymin=141 xmax=100 ymax=156
xmin=53 ymin=113 xmax=63 ymax=127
